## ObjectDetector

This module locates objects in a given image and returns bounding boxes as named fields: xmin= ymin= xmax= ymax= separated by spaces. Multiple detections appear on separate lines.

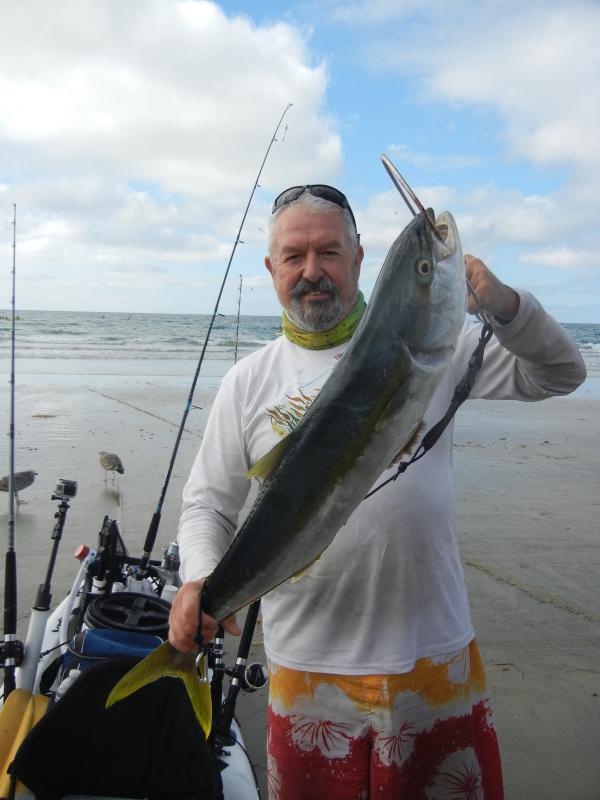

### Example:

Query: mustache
xmin=289 ymin=277 xmax=339 ymax=300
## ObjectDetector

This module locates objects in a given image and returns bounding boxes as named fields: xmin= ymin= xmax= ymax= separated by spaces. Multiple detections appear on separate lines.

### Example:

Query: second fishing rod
xmin=135 ymin=102 xmax=292 ymax=583
xmin=131 ymin=104 xmax=293 ymax=740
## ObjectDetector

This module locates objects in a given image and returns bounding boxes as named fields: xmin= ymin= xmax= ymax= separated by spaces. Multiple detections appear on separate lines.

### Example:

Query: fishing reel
xmin=224 ymin=661 xmax=268 ymax=693
xmin=0 ymin=637 xmax=24 ymax=669
xmin=240 ymin=662 xmax=268 ymax=693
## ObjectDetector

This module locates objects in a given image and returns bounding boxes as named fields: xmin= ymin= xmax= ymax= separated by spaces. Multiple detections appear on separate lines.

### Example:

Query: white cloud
xmin=356 ymin=186 xmax=459 ymax=252
xmin=343 ymin=0 xmax=600 ymax=180
xmin=453 ymin=187 xmax=559 ymax=246
xmin=420 ymin=6 xmax=600 ymax=175
xmin=354 ymin=178 xmax=597 ymax=300
xmin=1 ymin=0 xmax=598 ymax=322
xmin=0 ymin=0 xmax=341 ymax=311
xmin=0 ymin=1 xmax=340 ymax=196
xmin=520 ymin=248 xmax=599 ymax=270
xmin=329 ymin=0 xmax=600 ymax=320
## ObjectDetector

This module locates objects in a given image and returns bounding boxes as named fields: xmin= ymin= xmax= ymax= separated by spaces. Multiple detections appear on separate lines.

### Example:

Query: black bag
xmin=10 ymin=656 xmax=222 ymax=800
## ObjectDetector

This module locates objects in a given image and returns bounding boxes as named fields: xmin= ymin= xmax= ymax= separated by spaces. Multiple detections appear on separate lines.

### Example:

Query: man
xmin=170 ymin=185 xmax=586 ymax=799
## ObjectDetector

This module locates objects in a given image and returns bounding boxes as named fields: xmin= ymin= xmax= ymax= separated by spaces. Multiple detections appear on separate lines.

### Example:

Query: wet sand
xmin=1 ymin=362 xmax=599 ymax=799
xmin=454 ymin=397 xmax=600 ymax=799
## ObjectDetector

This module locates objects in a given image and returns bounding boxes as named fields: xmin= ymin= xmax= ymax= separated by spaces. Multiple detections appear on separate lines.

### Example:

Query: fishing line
xmin=136 ymin=102 xmax=293 ymax=580
xmin=466 ymin=279 xmax=494 ymax=328
xmin=86 ymin=387 xmax=196 ymax=433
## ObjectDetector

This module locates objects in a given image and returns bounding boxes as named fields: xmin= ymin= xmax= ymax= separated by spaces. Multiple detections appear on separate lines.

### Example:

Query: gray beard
xmin=286 ymin=277 xmax=345 ymax=332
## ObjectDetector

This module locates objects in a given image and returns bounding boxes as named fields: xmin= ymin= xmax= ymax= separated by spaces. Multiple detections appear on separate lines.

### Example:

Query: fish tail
xmin=180 ymin=660 xmax=212 ymax=737
xmin=106 ymin=641 xmax=212 ymax=737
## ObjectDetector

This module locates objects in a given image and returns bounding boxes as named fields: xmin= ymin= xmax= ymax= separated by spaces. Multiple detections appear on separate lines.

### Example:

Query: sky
xmin=0 ymin=0 xmax=599 ymax=322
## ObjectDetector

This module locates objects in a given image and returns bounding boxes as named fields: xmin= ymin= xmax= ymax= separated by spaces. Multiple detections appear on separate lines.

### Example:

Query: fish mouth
xmin=433 ymin=213 xmax=459 ymax=262
xmin=408 ymin=344 xmax=453 ymax=368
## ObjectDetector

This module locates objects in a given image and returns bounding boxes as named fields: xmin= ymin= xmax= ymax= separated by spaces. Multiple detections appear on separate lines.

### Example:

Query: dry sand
xmin=1 ymin=361 xmax=599 ymax=799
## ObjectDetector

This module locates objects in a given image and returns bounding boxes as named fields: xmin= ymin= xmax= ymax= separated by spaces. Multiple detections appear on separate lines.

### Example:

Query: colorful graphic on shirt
xmin=266 ymin=387 xmax=320 ymax=437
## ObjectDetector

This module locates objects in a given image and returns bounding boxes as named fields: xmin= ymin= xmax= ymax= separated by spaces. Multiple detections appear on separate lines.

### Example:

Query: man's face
xmin=264 ymin=205 xmax=363 ymax=331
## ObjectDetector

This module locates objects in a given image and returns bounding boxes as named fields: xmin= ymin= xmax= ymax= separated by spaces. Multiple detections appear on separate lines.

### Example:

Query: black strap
xmin=365 ymin=322 xmax=494 ymax=500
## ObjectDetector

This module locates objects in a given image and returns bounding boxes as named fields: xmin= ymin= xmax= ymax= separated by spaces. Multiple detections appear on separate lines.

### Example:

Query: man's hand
xmin=168 ymin=578 xmax=241 ymax=653
xmin=465 ymin=254 xmax=520 ymax=323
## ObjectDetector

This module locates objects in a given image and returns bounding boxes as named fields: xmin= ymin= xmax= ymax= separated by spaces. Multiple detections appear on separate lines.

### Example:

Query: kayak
xmin=0 ymin=504 xmax=263 ymax=799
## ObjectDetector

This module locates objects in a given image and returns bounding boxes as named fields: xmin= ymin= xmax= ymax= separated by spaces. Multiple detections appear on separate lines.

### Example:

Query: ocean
xmin=0 ymin=309 xmax=281 ymax=364
xmin=1 ymin=309 xmax=598 ymax=390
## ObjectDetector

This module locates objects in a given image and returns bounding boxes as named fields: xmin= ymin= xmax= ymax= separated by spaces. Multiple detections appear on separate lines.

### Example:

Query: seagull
xmin=0 ymin=470 xmax=38 ymax=504
xmin=99 ymin=451 xmax=125 ymax=485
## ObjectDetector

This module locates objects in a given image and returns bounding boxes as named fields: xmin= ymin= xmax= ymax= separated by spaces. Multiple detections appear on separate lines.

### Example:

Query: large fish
xmin=202 ymin=207 xmax=466 ymax=618
xmin=107 ymin=204 xmax=467 ymax=734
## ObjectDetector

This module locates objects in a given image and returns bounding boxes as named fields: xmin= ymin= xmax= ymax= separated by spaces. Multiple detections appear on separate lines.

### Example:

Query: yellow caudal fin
xmin=106 ymin=641 xmax=212 ymax=737
xmin=179 ymin=661 xmax=212 ymax=737
xmin=246 ymin=437 xmax=288 ymax=481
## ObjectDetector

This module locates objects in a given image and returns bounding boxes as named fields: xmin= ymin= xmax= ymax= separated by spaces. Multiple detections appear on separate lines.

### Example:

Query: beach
xmin=1 ymin=357 xmax=599 ymax=799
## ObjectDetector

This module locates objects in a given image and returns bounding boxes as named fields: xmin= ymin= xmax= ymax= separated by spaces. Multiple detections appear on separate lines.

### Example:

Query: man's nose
xmin=302 ymin=251 xmax=324 ymax=282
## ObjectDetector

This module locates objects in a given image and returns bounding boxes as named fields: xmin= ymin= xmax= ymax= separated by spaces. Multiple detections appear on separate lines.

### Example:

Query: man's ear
xmin=354 ymin=244 xmax=364 ymax=280
xmin=265 ymin=255 xmax=274 ymax=277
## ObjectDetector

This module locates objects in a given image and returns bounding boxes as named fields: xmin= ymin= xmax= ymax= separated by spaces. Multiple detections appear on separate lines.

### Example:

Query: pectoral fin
xmin=246 ymin=437 xmax=289 ymax=481
xmin=374 ymin=386 xmax=411 ymax=432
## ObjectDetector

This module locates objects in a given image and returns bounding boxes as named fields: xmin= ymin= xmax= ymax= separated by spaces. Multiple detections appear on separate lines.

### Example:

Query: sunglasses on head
xmin=271 ymin=184 xmax=358 ymax=233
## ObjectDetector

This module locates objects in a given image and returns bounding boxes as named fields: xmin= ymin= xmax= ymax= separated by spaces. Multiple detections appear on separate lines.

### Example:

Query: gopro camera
xmin=54 ymin=478 xmax=78 ymax=499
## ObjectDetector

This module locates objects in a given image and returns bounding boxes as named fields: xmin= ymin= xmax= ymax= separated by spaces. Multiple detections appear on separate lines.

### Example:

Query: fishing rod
xmin=2 ymin=204 xmax=22 ymax=699
xmin=217 ymin=598 xmax=266 ymax=740
xmin=234 ymin=274 xmax=242 ymax=364
xmin=135 ymin=102 xmax=293 ymax=581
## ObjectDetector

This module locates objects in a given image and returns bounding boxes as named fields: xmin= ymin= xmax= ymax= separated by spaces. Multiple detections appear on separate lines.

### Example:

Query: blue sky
xmin=0 ymin=0 xmax=598 ymax=321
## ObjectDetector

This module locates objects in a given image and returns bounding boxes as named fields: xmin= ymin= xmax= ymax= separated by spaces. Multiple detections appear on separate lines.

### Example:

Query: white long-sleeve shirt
xmin=179 ymin=291 xmax=586 ymax=674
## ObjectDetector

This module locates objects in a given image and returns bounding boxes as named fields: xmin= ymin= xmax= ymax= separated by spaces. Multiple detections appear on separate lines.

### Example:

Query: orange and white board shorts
xmin=267 ymin=640 xmax=503 ymax=799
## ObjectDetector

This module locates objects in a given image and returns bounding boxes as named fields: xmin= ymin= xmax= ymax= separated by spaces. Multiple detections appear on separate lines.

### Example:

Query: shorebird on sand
xmin=0 ymin=470 xmax=38 ymax=504
xmin=99 ymin=451 xmax=125 ymax=485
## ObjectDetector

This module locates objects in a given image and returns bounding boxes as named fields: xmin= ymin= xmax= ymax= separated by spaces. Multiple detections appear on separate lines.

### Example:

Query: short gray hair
xmin=268 ymin=191 xmax=359 ymax=256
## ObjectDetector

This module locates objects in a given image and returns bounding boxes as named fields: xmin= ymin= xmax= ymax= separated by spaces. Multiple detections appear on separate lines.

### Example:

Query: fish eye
xmin=416 ymin=259 xmax=432 ymax=277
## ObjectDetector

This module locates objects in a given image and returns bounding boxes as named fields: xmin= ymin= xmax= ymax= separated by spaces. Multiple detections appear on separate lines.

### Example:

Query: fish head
xmin=378 ymin=208 xmax=466 ymax=369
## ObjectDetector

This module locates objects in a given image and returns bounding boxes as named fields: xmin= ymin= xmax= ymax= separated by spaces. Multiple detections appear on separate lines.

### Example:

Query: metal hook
xmin=381 ymin=154 xmax=416 ymax=219
xmin=380 ymin=154 xmax=446 ymax=243
xmin=195 ymin=648 xmax=210 ymax=685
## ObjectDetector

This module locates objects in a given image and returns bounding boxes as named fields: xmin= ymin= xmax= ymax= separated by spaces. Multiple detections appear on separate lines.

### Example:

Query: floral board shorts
xmin=267 ymin=640 xmax=503 ymax=799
